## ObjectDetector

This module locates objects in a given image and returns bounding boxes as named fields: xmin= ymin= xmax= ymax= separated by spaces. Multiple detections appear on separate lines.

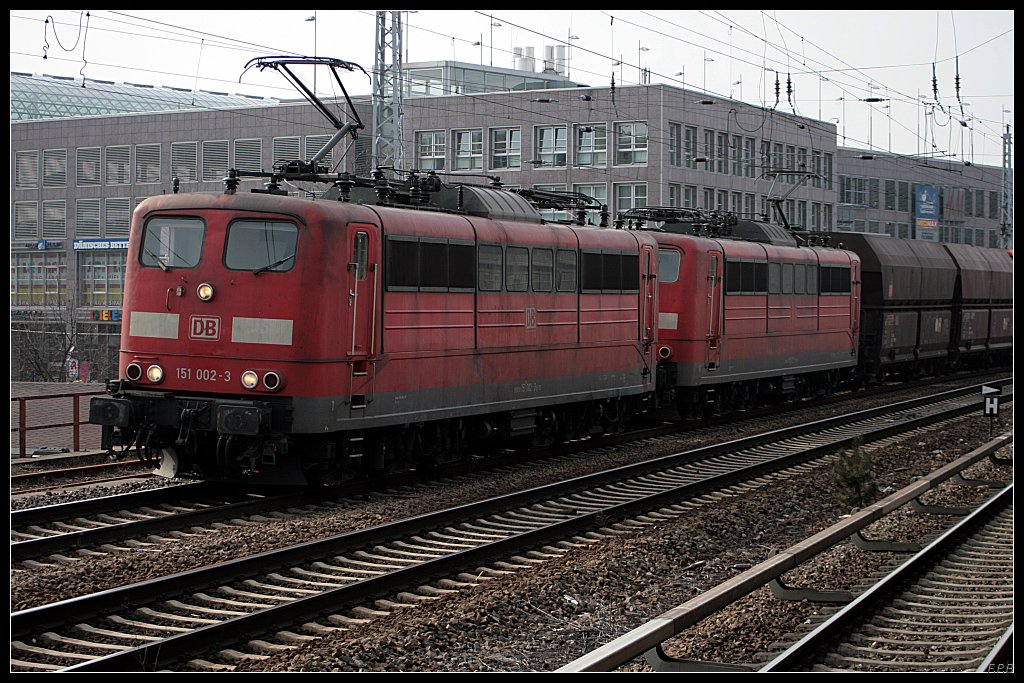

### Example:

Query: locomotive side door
xmin=346 ymin=225 xmax=379 ymax=407
xmin=706 ymin=251 xmax=723 ymax=371
xmin=641 ymin=244 xmax=657 ymax=347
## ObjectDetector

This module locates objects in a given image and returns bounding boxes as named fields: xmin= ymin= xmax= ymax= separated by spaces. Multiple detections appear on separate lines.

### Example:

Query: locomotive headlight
xmin=262 ymin=371 xmax=283 ymax=391
xmin=197 ymin=282 xmax=215 ymax=302
xmin=146 ymin=365 xmax=164 ymax=383
xmin=125 ymin=362 xmax=144 ymax=382
xmin=241 ymin=370 xmax=260 ymax=389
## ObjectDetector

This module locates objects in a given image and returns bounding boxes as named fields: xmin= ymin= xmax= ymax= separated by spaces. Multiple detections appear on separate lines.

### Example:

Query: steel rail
xmin=558 ymin=432 xmax=1013 ymax=672
xmin=760 ymin=482 xmax=1013 ymax=672
xmin=10 ymin=386 xmax=1003 ymax=671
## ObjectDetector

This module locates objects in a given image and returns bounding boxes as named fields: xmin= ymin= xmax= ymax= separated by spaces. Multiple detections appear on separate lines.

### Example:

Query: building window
xmin=614 ymin=184 xmax=647 ymax=219
xmin=744 ymin=193 xmax=756 ymax=219
xmin=77 ymin=147 xmax=102 ymax=186
xmin=615 ymin=183 xmax=647 ymax=217
xmin=104 ymin=198 xmax=131 ymax=237
xmin=823 ymin=204 xmax=833 ymax=230
xmin=416 ymin=131 xmax=445 ymax=171
xmin=42 ymin=200 xmax=66 ymax=239
xmin=684 ymin=126 xmax=697 ymax=169
xmin=744 ymin=138 xmax=756 ymax=178
xmin=704 ymin=130 xmax=715 ymax=170
xmin=78 ymin=251 xmax=126 ymax=308
xmin=202 ymin=140 xmax=229 ymax=182
xmin=717 ymin=132 xmax=729 ymax=173
xmin=171 ymin=142 xmax=199 ymax=183
xmin=42 ymin=149 xmax=67 ymax=188
xmin=669 ymin=123 xmax=682 ymax=166
xmin=575 ymin=124 xmax=607 ymax=167
xmin=615 ymin=122 xmax=648 ymax=165
xmin=684 ymin=186 xmax=697 ymax=209
xmin=304 ymin=135 xmax=335 ymax=170
xmin=272 ymin=136 xmax=301 ymax=171
xmin=76 ymin=199 xmax=102 ymax=238
xmin=14 ymin=201 xmax=39 ymax=240
xmin=535 ymin=126 xmax=567 ymax=167
xmin=490 ymin=128 xmax=521 ymax=170
xmin=233 ymin=138 xmax=263 ymax=173
xmin=15 ymin=150 xmax=39 ymax=189
xmin=731 ymin=135 xmax=742 ymax=175
xmin=884 ymin=179 xmax=896 ymax=210
xmin=669 ymin=184 xmax=682 ymax=207
xmin=135 ymin=143 xmax=161 ymax=184
xmin=823 ymin=153 xmax=834 ymax=190
xmin=840 ymin=176 xmax=868 ymax=206
xmin=760 ymin=140 xmax=772 ymax=175
xmin=11 ymin=252 xmax=66 ymax=307
xmin=453 ymin=129 xmax=483 ymax=171
xmin=105 ymin=145 xmax=131 ymax=185
xmin=811 ymin=150 xmax=822 ymax=188
xmin=896 ymin=181 xmax=909 ymax=212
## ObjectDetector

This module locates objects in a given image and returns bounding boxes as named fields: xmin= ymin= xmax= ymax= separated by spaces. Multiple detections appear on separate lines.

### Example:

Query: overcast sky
xmin=10 ymin=10 xmax=1015 ymax=165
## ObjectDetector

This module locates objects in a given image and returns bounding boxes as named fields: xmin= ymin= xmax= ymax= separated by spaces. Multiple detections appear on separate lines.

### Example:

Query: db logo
xmin=190 ymin=316 xmax=221 ymax=341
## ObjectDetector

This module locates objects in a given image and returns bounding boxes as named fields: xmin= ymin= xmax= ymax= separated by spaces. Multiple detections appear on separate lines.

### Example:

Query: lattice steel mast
xmin=372 ymin=11 xmax=405 ymax=175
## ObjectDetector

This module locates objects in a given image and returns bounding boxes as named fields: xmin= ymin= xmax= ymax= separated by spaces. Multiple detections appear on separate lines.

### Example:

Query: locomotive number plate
xmin=176 ymin=367 xmax=232 ymax=382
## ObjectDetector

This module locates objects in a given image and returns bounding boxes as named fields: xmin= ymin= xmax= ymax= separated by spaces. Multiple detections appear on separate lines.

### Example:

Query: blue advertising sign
xmin=914 ymin=184 xmax=940 ymax=241
xmin=914 ymin=184 xmax=939 ymax=220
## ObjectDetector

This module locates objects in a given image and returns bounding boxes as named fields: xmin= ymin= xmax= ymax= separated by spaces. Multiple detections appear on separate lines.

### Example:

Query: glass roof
xmin=10 ymin=73 xmax=278 ymax=121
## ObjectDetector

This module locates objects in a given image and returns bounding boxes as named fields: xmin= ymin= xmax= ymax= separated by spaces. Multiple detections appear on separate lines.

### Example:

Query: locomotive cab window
xmin=659 ymin=249 xmax=680 ymax=284
xmin=224 ymin=220 xmax=298 ymax=273
xmin=140 ymin=216 xmax=205 ymax=269
xmin=352 ymin=231 xmax=368 ymax=280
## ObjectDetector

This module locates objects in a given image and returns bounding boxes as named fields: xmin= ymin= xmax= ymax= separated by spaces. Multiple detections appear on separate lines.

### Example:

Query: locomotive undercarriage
xmin=93 ymin=389 xmax=649 ymax=486
xmin=674 ymin=369 xmax=845 ymax=420
xmin=305 ymin=395 xmax=648 ymax=485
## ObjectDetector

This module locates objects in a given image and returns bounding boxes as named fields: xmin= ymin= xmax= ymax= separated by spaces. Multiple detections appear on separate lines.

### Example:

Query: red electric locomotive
xmin=621 ymin=209 xmax=860 ymax=418
xmin=90 ymin=176 xmax=660 ymax=484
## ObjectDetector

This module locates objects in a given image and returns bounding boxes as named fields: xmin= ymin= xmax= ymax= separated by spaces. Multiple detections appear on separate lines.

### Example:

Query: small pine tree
xmin=831 ymin=439 xmax=878 ymax=511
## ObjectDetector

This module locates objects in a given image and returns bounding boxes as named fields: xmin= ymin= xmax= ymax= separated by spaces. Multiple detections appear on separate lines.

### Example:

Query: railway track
xmin=10 ymin=383 xmax=1005 ymax=671
xmin=762 ymin=483 xmax=1013 ymax=672
xmin=10 ymin=483 xmax=309 ymax=564
xmin=11 ymin=373 xmax=1009 ymax=565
